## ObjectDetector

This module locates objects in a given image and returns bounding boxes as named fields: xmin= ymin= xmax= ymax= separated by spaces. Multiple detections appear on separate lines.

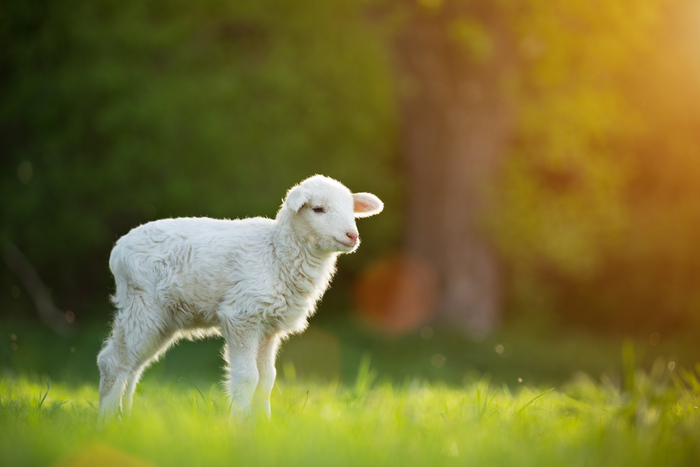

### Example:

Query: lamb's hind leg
xmin=97 ymin=325 xmax=131 ymax=425
xmin=98 ymin=309 xmax=173 ymax=424
xmin=122 ymin=331 xmax=177 ymax=416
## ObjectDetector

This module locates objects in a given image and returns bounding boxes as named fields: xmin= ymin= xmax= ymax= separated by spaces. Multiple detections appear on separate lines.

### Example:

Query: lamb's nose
xmin=346 ymin=232 xmax=359 ymax=243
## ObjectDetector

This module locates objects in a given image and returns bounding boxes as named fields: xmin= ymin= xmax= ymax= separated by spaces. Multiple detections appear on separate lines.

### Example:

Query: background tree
xmin=395 ymin=0 xmax=513 ymax=333
xmin=394 ymin=0 xmax=691 ymax=335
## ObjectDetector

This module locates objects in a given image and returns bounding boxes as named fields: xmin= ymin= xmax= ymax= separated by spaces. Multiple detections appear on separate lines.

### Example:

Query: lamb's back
xmin=110 ymin=216 xmax=276 ymax=292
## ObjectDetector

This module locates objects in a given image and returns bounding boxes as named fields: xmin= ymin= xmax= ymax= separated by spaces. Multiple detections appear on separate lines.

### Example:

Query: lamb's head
xmin=280 ymin=175 xmax=383 ymax=254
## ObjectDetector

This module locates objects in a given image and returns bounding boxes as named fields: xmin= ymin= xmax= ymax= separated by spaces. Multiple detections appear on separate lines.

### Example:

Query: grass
xmin=2 ymin=354 xmax=700 ymax=466
xmin=2 ymin=319 xmax=700 ymax=466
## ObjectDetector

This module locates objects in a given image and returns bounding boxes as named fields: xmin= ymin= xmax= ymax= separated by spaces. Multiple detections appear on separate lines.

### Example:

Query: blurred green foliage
xmin=0 ymin=0 xmax=401 ymax=318
xmin=490 ymin=0 xmax=700 ymax=332
xmin=3 ymin=318 xmax=698 ymax=390
xmin=3 ymin=0 xmax=700 ymax=334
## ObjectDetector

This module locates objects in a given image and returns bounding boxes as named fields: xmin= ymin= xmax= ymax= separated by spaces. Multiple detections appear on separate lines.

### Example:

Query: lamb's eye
xmin=312 ymin=206 xmax=326 ymax=214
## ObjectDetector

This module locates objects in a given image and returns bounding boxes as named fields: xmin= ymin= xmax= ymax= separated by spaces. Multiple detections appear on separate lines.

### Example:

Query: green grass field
xmin=2 ymin=366 xmax=700 ymax=467
xmin=2 ymin=321 xmax=700 ymax=466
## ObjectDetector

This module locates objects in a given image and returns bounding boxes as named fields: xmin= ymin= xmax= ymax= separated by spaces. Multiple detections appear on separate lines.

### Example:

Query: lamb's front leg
xmin=220 ymin=317 xmax=260 ymax=421
xmin=256 ymin=334 xmax=280 ymax=419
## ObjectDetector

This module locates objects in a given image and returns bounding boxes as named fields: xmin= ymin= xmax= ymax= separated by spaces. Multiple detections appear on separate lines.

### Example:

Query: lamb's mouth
xmin=335 ymin=239 xmax=356 ymax=249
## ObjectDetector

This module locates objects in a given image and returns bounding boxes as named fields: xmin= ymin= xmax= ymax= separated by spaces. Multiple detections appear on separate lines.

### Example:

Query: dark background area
xmin=3 ymin=317 xmax=697 ymax=390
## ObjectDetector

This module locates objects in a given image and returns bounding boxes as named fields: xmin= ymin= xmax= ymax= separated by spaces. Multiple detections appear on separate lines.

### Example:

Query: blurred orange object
xmin=354 ymin=252 xmax=439 ymax=335
xmin=53 ymin=443 xmax=156 ymax=467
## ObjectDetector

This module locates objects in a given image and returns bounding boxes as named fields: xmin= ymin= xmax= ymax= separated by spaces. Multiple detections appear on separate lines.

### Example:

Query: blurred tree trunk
xmin=395 ymin=4 xmax=512 ymax=334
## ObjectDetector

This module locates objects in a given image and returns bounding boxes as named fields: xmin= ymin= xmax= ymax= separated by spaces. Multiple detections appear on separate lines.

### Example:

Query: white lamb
xmin=97 ymin=175 xmax=383 ymax=423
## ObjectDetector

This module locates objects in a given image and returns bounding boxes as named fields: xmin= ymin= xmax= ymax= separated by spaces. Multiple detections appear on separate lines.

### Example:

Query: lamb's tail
xmin=108 ymin=243 xmax=128 ymax=309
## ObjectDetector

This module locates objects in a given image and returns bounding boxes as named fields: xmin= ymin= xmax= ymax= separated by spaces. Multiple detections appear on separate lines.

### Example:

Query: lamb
xmin=97 ymin=175 xmax=383 ymax=423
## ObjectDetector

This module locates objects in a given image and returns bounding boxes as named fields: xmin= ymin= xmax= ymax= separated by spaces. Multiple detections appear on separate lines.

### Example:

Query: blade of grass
xmin=178 ymin=377 xmax=206 ymax=403
xmin=38 ymin=380 xmax=50 ymax=409
xmin=86 ymin=400 xmax=98 ymax=413
xmin=301 ymin=390 xmax=309 ymax=413
xmin=518 ymin=388 xmax=555 ymax=413
xmin=47 ymin=401 xmax=68 ymax=418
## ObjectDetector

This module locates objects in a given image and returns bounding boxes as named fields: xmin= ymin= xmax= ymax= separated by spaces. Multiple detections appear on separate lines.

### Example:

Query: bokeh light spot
xmin=649 ymin=332 xmax=661 ymax=346
xmin=431 ymin=354 xmax=446 ymax=368
xmin=65 ymin=311 xmax=75 ymax=323
xmin=354 ymin=252 xmax=439 ymax=335
xmin=495 ymin=343 xmax=512 ymax=358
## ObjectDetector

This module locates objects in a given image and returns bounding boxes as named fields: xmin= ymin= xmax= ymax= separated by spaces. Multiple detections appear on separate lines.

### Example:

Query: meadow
xmin=4 ymin=0 xmax=700 ymax=465
xmin=2 ymin=321 xmax=700 ymax=466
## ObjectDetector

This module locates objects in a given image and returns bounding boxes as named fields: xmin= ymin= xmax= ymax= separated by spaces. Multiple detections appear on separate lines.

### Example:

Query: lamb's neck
xmin=272 ymin=220 xmax=338 ymax=290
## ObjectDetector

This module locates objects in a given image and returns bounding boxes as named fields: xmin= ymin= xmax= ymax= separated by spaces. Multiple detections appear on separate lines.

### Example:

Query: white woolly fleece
xmin=97 ymin=175 xmax=383 ymax=423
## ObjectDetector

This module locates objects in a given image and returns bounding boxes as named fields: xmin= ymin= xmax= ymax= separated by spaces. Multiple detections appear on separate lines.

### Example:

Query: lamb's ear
xmin=353 ymin=193 xmax=383 ymax=218
xmin=285 ymin=185 xmax=310 ymax=212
